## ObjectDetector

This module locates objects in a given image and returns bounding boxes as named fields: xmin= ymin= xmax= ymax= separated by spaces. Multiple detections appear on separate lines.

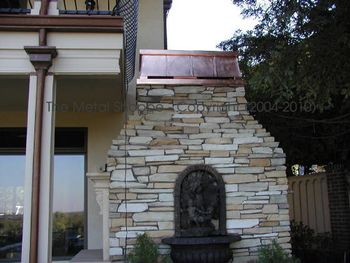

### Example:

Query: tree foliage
xmin=0 ymin=217 xmax=22 ymax=246
xmin=219 ymin=0 xmax=350 ymax=165
xmin=52 ymin=211 xmax=84 ymax=235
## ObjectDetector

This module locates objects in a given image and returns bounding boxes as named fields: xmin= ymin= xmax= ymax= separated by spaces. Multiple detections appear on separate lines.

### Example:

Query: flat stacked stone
xmin=107 ymin=83 xmax=291 ymax=263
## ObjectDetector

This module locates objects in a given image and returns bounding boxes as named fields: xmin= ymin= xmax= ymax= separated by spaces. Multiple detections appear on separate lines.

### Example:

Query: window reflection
xmin=52 ymin=155 xmax=85 ymax=260
xmin=0 ymin=155 xmax=25 ymax=261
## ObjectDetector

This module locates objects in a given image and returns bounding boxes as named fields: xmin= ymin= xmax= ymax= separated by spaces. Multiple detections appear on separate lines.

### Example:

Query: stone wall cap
xmin=86 ymin=172 xmax=110 ymax=179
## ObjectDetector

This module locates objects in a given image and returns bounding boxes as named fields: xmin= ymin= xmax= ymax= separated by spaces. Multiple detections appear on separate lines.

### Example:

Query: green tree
xmin=219 ymin=0 xmax=350 ymax=166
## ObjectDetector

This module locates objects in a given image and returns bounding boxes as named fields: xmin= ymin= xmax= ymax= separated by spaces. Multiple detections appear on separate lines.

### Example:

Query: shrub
xmin=290 ymin=221 xmax=338 ymax=263
xmin=128 ymin=233 xmax=159 ymax=263
xmin=257 ymin=240 xmax=299 ymax=263
xmin=290 ymin=221 xmax=316 ymax=252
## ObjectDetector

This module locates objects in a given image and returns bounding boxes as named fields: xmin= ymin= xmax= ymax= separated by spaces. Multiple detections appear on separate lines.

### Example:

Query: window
xmin=52 ymin=128 xmax=87 ymax=260
xmin=0 ymin=155 xmax=25 ymax=261
xmin=52 ymin=154 xmax=85 ymax=260
xmin=0 ymin=129 xmax=26 ymax=262
xmin=0 ymin=128 xmax=87 ymax=261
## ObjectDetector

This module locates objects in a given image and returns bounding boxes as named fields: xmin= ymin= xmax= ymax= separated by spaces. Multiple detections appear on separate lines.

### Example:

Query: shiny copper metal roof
xmin=137 ymin=50 xmax=243 ymax=85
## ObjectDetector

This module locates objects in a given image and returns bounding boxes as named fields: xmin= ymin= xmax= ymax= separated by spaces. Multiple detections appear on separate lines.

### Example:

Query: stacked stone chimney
xmin=107 ymin=51 xmax=291 ymax=263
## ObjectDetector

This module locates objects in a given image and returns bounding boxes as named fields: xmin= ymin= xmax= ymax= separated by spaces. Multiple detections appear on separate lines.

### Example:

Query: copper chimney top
xmin=138 ymin=50 xmax=243 ymax=85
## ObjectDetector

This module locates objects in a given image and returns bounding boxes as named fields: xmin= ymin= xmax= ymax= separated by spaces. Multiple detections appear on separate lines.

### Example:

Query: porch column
xmin=21 ymin=47 xmax=57 ymax=263
xmin=87 ymin=173 xmax=111 ymax=261
xmin=38 ymin=74 xmax=56 ymax=262
xmin=22 ymin=74 xmax=38 ymax=263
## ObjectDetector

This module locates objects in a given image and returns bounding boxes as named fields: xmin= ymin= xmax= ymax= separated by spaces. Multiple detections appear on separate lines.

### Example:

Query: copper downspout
xmin=39 ymin=0 xmax=48 ymax=44
xmin=30 ymin=68 xmax=46 ymax=263
xmin=30 ymin=1 xmax=49 ymax=262
xmin=40 ymin=0 xmax=49 ymax=15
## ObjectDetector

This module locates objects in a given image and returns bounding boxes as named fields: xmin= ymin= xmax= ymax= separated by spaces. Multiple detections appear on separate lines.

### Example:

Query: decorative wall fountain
xmin=163 ymin=165 xmax=241 ymax=263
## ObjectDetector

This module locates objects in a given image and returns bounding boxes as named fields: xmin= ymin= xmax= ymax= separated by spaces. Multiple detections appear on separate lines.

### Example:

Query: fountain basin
xmin=162 ymin=234 xmax=241 ymax=263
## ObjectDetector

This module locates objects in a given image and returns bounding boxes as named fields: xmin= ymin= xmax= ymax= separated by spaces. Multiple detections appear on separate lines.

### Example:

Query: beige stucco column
xmin=87 ymin=172 xmax=111 ymax=261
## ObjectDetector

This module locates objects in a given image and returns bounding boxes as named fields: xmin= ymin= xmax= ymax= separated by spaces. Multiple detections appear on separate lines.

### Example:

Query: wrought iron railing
xmin=0 ymin=0 xmax=34 ymax=14
xmin=58 ymin=0 xmax=117 ymax=14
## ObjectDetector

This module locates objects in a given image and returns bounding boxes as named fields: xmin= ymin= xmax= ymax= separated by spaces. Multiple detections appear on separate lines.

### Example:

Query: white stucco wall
xmin=127 ymin=0 xmax=166 ymax=105
xmin=55 ymin=112 xmax=124 ymax=249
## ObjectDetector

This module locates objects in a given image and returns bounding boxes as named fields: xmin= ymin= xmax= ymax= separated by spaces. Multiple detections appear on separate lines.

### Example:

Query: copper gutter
xmin=39 ymin=0 xmax=48 ymax=44
xmin=40 ymin=0 xmax=49 ymax=16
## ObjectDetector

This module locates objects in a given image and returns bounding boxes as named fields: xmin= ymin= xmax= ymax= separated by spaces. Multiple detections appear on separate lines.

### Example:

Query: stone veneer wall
xmin=107 ymin=83 xmax=291 ymax=263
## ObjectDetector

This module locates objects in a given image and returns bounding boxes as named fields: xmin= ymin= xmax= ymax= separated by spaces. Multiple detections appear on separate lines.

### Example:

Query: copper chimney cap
xmin=138 ymin=50 xmax=243 ymax=86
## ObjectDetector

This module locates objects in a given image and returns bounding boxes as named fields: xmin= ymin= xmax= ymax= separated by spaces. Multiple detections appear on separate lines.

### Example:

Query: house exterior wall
xmin=0 ymin=1 xmax=169 ymax=260
xmin=138 ymin=0 xmax=165 ymax=51
xmin=0 ymin=112 xmax=27 ymax=127
xmin=0 ymin=32 xmax=37 ymax=74
xmin=107 ymin=83 xmax=292 ymax=263
xmin=127 ymin=0 xmax=167 ymax=104
xmin=56 ymin=112 xmax=124 ymax=249
xmin=0 ymin=27 xmax=124 ymax=253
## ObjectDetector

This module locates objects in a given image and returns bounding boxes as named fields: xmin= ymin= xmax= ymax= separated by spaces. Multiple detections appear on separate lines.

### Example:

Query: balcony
xmin=0 ymin=0 xmax=139 ymax=83
xmin=0 ymin=1 xmax=125 ymax=104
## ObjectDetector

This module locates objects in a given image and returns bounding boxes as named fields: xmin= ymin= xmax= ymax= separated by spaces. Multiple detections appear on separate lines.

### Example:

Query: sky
xmin=53 ymin=155 xmax=85 ymax=212
xmin=167 ymin=0 xmax=257 ymax=51
xmin=0 ymin=155 xmax=84 ymax=214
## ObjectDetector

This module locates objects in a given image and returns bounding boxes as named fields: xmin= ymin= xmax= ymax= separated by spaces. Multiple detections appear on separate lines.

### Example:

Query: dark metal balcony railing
xmin=0 ymin=0 xmax=34 ymax=14
xmin=0 ymin=0 xmax=122 ymax=15
xmin=58 ymin=0 xmax=117 ymax=15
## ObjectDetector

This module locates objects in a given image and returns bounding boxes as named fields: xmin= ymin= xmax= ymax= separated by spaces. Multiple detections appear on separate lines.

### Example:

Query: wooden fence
xmin=288 ymin=173 xmax=331 ymax=233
